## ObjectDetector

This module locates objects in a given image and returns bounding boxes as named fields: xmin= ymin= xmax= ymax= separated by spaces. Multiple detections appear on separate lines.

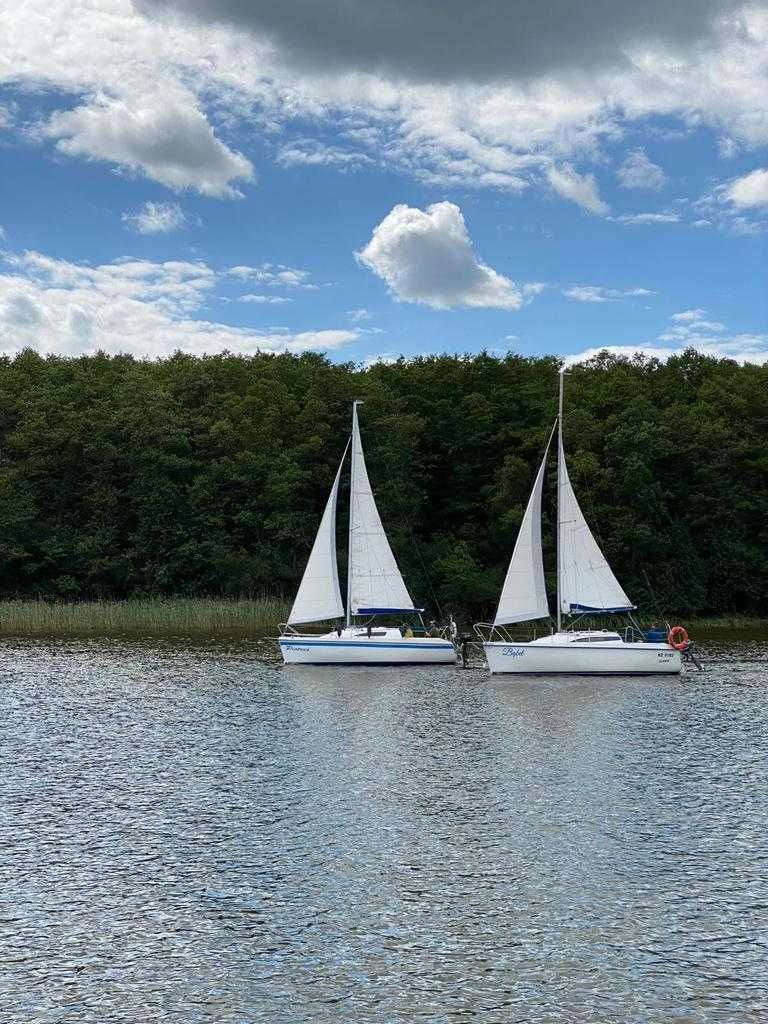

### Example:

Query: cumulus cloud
xmin=564 ymin=285 xmax=653 ymax=303
xmin=617 ymin=148 xmax=667 ymax=190
xmin=40 ymin=93 xmax=253 ymax=197
xmin=724 ymin=168 xmax=768 ymax=207
xmin=122 ymin=201 xmax=188 ymax=234
xmin=0 ymin=250 xmax=356 ymax=357
xmin=356 ymin=202 xmax=536 ymax=311
xmin=547 ymin=165 xmax=608 ymax=215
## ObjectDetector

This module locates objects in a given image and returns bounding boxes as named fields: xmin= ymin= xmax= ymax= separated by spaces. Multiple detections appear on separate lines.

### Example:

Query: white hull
xmin=484 ymin=633 xmax=681 ymax=675
xmin=279 ymin=627 xmax=457 ymax=665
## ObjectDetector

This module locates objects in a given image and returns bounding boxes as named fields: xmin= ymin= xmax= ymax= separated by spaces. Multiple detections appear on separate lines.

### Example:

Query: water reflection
xmin=1 ymin=636 xmax=766 ymax=1022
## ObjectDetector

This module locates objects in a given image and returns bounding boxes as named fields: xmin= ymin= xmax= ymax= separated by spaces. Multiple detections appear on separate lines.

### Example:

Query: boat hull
xmin=484 ymin=640 xmax=682 ymax=675
xmin=279 ymin=632 xmax=457 ymax=665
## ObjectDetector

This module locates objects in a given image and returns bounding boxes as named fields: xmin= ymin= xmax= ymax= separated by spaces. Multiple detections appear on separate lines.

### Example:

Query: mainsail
xmin=348 ymin=403 xmax=417 ymax=615
xmin=493 ymin=432 xmax=553 ymax=625
xmin=557 ymin=433 xmax=634 ymax=614
xmin=287 ymin=444 xmax=348 ymax=625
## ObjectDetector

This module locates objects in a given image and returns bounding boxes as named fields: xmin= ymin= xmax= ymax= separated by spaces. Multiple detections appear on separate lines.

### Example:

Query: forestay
xmin=557 ymin=435 xmax=634 ymax=614
xmin=493 ymin=436 xmax=552 ymax=625
xmin=348 ymin=406 xmax=417 ymax=615
xmin=287 ymin=444 xmax=348 ymax=625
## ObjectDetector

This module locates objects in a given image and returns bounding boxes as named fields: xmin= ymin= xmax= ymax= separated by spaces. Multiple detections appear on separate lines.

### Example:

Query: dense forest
xmin=0 ymin=347 xmax=765 ymax=620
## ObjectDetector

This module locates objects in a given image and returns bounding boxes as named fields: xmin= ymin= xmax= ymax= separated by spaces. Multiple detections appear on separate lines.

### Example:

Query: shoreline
xmin=0 ymin=598 xmax=761 ymax=639
xmin=0 ymin=597 xmax=290 ymax=638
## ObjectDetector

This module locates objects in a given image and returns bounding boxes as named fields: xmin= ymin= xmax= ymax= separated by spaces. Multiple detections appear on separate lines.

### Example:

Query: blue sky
xmin=0 ymin=1 xmax=767 ymax=364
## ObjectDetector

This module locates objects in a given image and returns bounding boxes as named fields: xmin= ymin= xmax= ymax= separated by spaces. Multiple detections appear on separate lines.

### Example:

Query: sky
xmin=0 ymin=0 xmax=767 ymax=366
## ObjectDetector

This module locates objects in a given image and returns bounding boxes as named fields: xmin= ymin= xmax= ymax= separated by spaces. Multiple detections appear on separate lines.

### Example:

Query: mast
xmin=346 ymin=400 xmax=362 ymax=628
xmin=556 ymin=368 xmax=565 ymax=633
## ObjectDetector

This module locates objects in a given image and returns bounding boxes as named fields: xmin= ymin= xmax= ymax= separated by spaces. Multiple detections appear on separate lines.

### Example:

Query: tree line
xmin=0 ymin=347 xmax=765 ymax=619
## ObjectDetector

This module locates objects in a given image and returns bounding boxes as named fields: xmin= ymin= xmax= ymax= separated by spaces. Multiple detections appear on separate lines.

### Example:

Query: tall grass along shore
xmin=0 ymin=597 xmax=290 ymax=638
xmin=0 ymin=599 xmax=762 ymax=639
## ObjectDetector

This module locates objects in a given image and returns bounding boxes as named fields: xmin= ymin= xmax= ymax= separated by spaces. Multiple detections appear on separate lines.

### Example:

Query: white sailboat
xmin=278 ymin=402 xmax=457 ymax=666
xmin=480 ymin=371 xmax=684 ymax=675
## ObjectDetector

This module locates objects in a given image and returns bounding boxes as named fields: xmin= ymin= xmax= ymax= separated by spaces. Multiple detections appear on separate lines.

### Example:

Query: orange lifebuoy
xmin=667 ymin=625 xmax=689 ymax=650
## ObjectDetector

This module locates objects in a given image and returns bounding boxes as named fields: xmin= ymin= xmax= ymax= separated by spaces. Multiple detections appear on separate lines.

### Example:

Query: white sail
xmin=557 ymin=434 xmax=634 ymax=614
xmin=493 ymin=440 xmax=552 ymax=626
xmin=348 ymin=404 xmax=417 ymax=615
xmin=287 ymin=445 xmax=347 ymax=625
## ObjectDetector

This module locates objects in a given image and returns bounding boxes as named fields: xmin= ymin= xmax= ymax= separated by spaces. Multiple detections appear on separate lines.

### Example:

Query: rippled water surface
xmin=2 ymin=634 xmax=767 ymax=1022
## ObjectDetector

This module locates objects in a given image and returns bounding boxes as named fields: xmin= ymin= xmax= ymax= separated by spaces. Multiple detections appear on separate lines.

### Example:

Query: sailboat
xmin=479 ymin=371 xmax=684 ymax=675
xmin=278 ymin=402 xmax=457 ymax=665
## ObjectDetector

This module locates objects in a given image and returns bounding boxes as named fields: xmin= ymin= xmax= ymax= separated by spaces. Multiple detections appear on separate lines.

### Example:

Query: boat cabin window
xmin=574 ymin=634 xmax=620 ymax=642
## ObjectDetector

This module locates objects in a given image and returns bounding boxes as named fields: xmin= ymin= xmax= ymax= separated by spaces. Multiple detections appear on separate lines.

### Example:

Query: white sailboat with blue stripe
xmin=279 ymin=402 xmax=456 ymax=665
xmin=480 ymin=371 xmax=683 ymax=675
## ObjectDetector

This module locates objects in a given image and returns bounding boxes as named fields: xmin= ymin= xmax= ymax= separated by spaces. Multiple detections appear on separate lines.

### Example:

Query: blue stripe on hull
xmin=279 ymin=639 xmax=452 ymax=650
xmin=490 ymin=670 xmax=679 ymax=676
xmin=283 ymin=660 xmax=454 ymax=666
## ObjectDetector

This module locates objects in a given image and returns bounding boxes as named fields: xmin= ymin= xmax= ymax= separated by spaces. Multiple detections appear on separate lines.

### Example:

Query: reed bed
xmin=683 ymin=613 xmax=767 ymax=631
xmin=0 ymin=596 xmax=290 ymax=638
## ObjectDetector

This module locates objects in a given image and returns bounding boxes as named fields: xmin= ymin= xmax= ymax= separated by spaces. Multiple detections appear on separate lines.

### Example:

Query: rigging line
xmin=410 ymin=530 xmax=443 ymax=621
xmin=642 ymin=567 xmax=667 ymax=623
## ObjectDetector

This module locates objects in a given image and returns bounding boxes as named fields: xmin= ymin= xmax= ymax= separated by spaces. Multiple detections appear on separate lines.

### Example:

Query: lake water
xmin=2 ymin=634 xmax=766 ymax=1022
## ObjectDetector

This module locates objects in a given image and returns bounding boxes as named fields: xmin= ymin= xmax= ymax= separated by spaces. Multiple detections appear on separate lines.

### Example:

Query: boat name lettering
xmin=502 ymin=647 xmax=525 ymax=658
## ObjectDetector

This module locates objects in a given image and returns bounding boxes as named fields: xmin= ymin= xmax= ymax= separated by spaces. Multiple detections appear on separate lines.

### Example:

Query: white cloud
xmin=0 ymin=250 xmax=357 ymax=357
xmin=240 ymin=293 xmax=292 ymax=304
xmin=724 ymin=168 xmax=768 ymax=207
xmin=347 ymin=308 xmax=372 ymax=322
xmin=565 ymin=336 xmax=768 ymax=366
xmin=4 ymin=2 xmax=768 ymax=205
xmin=546 ymin=164 xmax=608 ymax=215
xmin=671 ymin=308 xmax=707 ymax=322
xmin=563 ymin=307 xmax=768 ymax=365
xmin=617 ymin=148 xmax=667 ymax=190
xmin=693 ymin=180 xmax=767 ymax=234
xmin=615 ymin=212 xmax=681 ymax=225
xmin=362 ymin=351 xmax=398 ymax=368
xmin=227 ymin=263 xmax=318 ymax=289
xmin=276 ymin=139 xmax=372 ymax=169
xmin=356 ymin=202 xmax=536 ymax=311
xmin=40 ymin=93 xmax=253 ymax=197
xmin=122 ymin=201 xmax=188 ymax=234
xmin=659 ymin=308 xmax=725 ymax=340
xmin=718 ymin=136 xmax=739 ymax=159
xmin=564 ymin=285 xmax=653 ymax=303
